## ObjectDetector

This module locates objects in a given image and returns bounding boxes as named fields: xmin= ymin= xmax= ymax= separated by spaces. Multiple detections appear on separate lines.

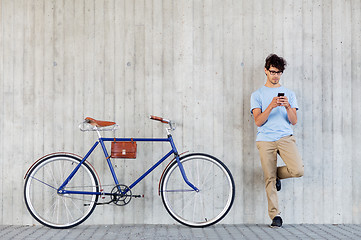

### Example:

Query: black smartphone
xmin=278 ymin=93 xmax=284 ymax=97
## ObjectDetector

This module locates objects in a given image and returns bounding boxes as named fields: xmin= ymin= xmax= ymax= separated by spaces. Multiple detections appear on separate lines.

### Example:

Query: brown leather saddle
xmin=85 ymin=117 xmax=116 ymax=127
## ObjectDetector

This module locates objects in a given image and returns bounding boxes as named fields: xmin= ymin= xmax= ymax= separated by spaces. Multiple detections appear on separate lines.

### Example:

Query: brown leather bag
xmin=111 ymin=139 xmax=137 ymax=159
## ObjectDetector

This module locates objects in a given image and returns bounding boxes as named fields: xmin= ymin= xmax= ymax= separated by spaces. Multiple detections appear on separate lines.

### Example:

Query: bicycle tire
xmin=24 ymin=154 xmax=99 ymax=229
xmin=160 ymin=153 xmax=235 ymax=227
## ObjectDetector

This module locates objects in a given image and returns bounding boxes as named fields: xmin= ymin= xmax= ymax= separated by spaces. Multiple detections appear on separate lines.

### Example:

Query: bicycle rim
xmin=24 ymin=155 xmax=99 ymax=228
xmin=161 ymin=153 xmax=235 ymax=227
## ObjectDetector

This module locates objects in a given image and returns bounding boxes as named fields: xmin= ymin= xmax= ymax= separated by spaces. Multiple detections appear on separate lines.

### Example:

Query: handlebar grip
xmin=150 ymin=115 xmax=170 ymax=124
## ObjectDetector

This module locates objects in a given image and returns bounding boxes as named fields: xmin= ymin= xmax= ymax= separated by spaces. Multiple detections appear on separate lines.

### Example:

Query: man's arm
xmin=252 ymin=97 xmax=279 ymax=127
xmin=285 ymin=108 xmax=297 ymax=125
xmin=279 ymin=96 xmax=297 ymax=125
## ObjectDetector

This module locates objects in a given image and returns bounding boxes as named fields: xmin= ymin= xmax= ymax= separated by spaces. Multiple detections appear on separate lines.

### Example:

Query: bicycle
xmin=24 ymin=116 xmax=235 ymax=229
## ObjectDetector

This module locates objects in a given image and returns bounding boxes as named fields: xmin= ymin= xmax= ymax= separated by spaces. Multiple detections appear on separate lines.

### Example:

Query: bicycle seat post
xmin=95 ymin=128 xmax=102 ymax=139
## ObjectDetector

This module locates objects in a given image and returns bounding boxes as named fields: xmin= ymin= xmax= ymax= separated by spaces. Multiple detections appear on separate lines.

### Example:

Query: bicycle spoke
xmin=192 ymin=192 xmax=198 ymax=222
xmin=62 ymin=197 xmax=75 ymax=224
xmin=199 ymin=187 xmax=206 ymax=222
xmin=196 ymin=161 xmax=214 ymax=188
xmin=30 ymin=176 xmax=58 ymax=191
xmin=173 ymin=191 xmax=198 ymax=217
xmin=50 ymin=198 xmax=59 ymax=224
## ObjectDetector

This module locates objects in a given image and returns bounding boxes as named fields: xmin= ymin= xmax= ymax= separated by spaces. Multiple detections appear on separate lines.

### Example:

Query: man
xmin=250 ymin=54 xmax=304 ymax=227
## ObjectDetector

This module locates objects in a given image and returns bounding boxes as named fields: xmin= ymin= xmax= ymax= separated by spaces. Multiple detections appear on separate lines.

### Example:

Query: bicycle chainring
xmin=111 ymin=184 xmax=132 ymax=206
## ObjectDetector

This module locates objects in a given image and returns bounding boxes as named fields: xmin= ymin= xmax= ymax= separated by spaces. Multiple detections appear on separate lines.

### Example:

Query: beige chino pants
xmin=256 ymin=135 xmax=304 ymax=220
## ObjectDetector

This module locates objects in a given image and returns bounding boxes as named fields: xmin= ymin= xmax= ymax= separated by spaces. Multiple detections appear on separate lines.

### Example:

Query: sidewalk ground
xmin=1 ymin=224 xmax=361 ymax=240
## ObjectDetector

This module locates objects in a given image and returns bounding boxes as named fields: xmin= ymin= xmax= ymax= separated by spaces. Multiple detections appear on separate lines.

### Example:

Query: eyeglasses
xmin=268 ymin=70 xmax=283 ymax=76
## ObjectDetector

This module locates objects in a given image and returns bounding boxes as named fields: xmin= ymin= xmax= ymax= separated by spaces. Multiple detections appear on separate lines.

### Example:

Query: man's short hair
xmin=264 ymin=54 xmax=287 ymax=72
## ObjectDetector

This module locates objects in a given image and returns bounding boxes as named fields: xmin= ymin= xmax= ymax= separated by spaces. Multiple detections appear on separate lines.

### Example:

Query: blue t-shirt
xmin=250 ymin=86 xmax=299 ymax=142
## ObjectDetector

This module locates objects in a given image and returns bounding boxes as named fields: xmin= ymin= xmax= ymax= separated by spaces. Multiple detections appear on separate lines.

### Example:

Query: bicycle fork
xmin=168 ymin=135 xmax=199 ymax=192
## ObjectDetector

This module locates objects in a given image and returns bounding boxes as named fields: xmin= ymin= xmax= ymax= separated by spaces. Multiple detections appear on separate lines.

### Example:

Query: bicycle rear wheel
xmin=160 ymin=153 xmax=235 ymax=227
xmin=24 ymin=154 xmax=99 ymax=228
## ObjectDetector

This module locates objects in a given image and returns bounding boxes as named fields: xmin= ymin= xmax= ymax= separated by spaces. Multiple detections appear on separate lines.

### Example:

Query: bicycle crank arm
xmin=111 ymin=193 xmax=144 ymax=198
xmin=132 ymin=194 xmax=144 ymax=198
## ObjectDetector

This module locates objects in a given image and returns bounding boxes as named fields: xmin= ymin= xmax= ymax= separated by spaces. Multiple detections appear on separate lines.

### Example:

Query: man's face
xmin=265 ymin=66 xmax=283 ymax=86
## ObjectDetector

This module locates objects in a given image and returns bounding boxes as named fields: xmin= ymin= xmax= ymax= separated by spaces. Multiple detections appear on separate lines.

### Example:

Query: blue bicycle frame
xmin=57 ymin=134 xmax=199 ymax=196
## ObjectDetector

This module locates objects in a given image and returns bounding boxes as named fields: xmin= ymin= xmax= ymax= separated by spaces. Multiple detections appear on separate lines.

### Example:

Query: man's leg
xmin=256 ymin=141 xmax=280 ymax=219
xmin=276 ymin=135 xmax=304 ymax=179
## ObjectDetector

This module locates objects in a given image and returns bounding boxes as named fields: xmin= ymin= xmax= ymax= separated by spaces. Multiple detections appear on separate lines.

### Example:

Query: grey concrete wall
xmin=0 ymin=0 xmax=360 ymax=225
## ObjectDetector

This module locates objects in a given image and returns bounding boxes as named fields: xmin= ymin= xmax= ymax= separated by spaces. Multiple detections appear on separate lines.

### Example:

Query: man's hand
xmin=277 ymin=96 xmax=291 ymax=109
xmin=269 ymin=97 xmax=281 ymax=109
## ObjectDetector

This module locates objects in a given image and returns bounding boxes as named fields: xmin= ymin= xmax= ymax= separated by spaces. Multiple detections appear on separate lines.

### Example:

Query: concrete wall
xmin=0 ymin=0 xmax=360 ymax=225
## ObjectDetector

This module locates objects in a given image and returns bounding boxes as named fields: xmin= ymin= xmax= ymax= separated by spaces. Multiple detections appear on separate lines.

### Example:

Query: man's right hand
xmin=269 ymin=96 xmax=281 ymax=109
xmin=253 ymin=97 xmax=281 ymax=127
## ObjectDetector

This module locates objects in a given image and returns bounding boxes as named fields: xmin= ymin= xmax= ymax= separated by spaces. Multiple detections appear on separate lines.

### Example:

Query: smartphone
xmin=278 ymin=93 xmax=284 ymax=97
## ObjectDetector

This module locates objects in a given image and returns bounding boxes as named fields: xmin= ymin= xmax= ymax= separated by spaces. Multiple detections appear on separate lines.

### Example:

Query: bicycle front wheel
xmin=24 ymin=154 xmax=99 ymax=228
xmin=160 ymin=153 xmax=235 ymax=227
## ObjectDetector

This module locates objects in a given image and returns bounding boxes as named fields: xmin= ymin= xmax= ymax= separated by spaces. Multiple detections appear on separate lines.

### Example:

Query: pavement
xmin=1 ymin=224 xmax=361 ymax=240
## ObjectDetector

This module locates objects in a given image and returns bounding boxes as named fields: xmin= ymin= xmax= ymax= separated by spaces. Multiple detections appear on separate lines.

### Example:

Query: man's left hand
xmin=278 ymin=96 xmax=291 ymax=109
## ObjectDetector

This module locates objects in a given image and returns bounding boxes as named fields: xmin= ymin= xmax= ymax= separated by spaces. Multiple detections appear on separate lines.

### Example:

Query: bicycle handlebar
xmin=150 ymin=115 xmax=170 ymax=124
xmin=150 ymin=115 xmax=176 ymax=132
